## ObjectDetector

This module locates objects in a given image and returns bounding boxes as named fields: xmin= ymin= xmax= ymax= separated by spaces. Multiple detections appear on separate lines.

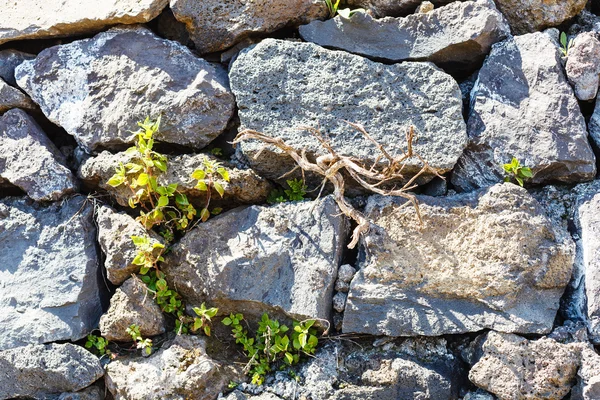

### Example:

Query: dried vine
xmin=233 ymin=122 xmax=440 ymax=249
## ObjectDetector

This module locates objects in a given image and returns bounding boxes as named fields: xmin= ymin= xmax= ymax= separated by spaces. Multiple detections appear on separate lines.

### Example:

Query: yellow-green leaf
xmin=191 ymin=169 xmax=206 ymax=180
xmin=200 ymin=208 xmax=210 ymax=222
xmin=213 ymin=181 xmax=225 ymax=197
xmin=157 ymin=195 xmax=169 ymax=207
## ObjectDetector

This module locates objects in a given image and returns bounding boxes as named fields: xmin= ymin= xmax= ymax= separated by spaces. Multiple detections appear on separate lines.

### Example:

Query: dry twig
xmin=233 ymin=123 xmax=440 ymax=249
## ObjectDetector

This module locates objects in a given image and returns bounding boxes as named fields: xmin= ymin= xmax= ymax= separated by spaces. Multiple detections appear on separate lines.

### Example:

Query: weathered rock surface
xmin=170 ymin=0 xmax=327 ymax=54
xmin=0 ymin=79 xmax=36 ymax=112
xmin=161 ymin=196 xmax=348 ymax=323
xmin=99 ymin=278 xmax=166 ymax=342
xmin=469 ymin=332 xmax=580 ymax=400
xmin=0 ymin=343 xmax=103 ymax=399
xmin=0 ymin=196 xmax=102 ymax=350
xmin=572 ymin=346 xmax=600 ymax=400
xmin=231 ymin=39 xmax=467 ymax=185
xmin=343 ymin=183 xmax=575 ymax=336
xmin=346 ymin=0 xmax=459 ymax=17
xmin=588 ymin=97 xmax=600 ymax=149
xmin=299 ymin=0 xmax=510 ymax=66
xmin=96 ymin=205 xmax=164 ymax=285
xmin=494 ymin=0 xmax=587 ymax=34
xmin=0 ymin=109 xmax=76 ymax=202
xmin=0 ymin=50 xmax=35 ymax=87
xmin=452 ymin=32 xmax=596 ymax=192
xmin=16 ymin=25 xmax=235 ymax=152
xmin=566 ymin=32 xmax=600 ymax=101
xmin=0 ymin=0 xmax=167 ymax=45
xmin=56 ymin=386 xmax=104 ymax=400
xmin=105 ymin=335 xmax=239 ymax=400
xmin=79 ymin=151 xmax=272 ymax=208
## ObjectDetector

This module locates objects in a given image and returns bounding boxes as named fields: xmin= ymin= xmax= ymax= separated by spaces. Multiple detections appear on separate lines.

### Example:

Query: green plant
xmin=191 ymin=157 xmax=230 ymax=222
xmin=324 ymin=0 xmax=341 ymax=17
xmin=85 ymin=334 xmax=110 ymax=357
xmin=502 ymin=157 xmax=532 ymax=187
xmin=560 ymin=32 xmax=574 ymax=57
xmin=267 ymin=179 xmax=307 ymax=204
xmin=210 ymin=147 xmax=224 ymax=157
xmin=222 ymin=313 xmax=319 ymax=385
xmin=191 ymin=303 xmax=219 ymax=336
xmin=126 ymin=324 xmax=153 ymax=355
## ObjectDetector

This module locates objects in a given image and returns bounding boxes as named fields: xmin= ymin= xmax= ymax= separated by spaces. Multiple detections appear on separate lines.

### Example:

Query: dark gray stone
xmin=0 ymin=195 xmax=102 ymax=350
xmin=0 ymin=79 xmax=35 ymax=112
xmin=0 ymin=50 xmax=35 ymax=86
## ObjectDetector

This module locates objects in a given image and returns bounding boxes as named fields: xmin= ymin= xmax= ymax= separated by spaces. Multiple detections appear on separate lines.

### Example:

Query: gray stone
xmin=572 ymin=346 xmax=600 ymax=400
xmin=0 ymin=0 xmax=167 ymax=45
xmin=334 ymin=279 xmax=350 ymax=293
xmin=463 ymin=389 xmax=497 ymax=400
xmin=170 ymin=0 xmax=327 ymax=54
xmin=469 ymin=332 xmax=580 ymax=400
xmin=0 ymin=50 xmax=35 ymax=87
xmin=494 ymin=0 xmax=587 ymax=35
xmin=96 ymin=205 xmax=165 ymax=285
xmin=343 ymin=183 xmax=575 ymax=336
xmin=346 ymin=0 xmax=459 ymax=17
xmin=79 ymin=151 xmax=272 ymax=208
xmin=0 ymin=196 xmax=102 ymax=350
xmin=99 ymin=278 xmax=166 ymax=342
xmin=569 ymin=10 xmax=600 ymax=36
xmin=337 ymin=264 xmax=357 ymax=283
xmin=0 ymin=79 xmax=35 ymax=112
xmin=231 ymin=39 xmax=467 ymax=185
xmin=0 ymin=343 xmax=103 ymax=399
xmin=588 ymin=97 xmax=600 ymax=149
xmin=566 ymin=32 xmax=600 ymax=101
xmin=452 ymin=32 xmax=596 ymax=192
xmin=105 ymin=335 xmax=239 ymax=400
xmin=299 ymin=0 xmax=510 ymax=66
xmin=15 ymin=25 xmax=235 ymax=153
xmin=161 ymin=196 xmax=348 ymax=323
xmin=332 ymin=292 xmax=347 ymax=313
xmin=56 ymin=386 xmax=104 ymax=400
xmin=0 ymin=109 xmax=76 ymax=202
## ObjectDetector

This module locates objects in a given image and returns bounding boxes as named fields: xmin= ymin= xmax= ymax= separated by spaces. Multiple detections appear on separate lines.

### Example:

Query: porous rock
xmin=571 ymin=346 xmax=600 ymax=400
xmin=566 ymin=32 xmax=600 ymax=101
xmin=96 ymin=205 xmax=165 ymax=285
xmin=0 ymin=50 xmax=35 ymax=87
xmin=15 ymin=25 xmax=235 ymax=152
xmin=0 ymin=109 xmax=75 ymax=202
xmin=588 ymin=97 xmax=600 ymax=149
xmin=346 ymin=0 xmax=459 ymax=17
xmin=230 ymin=39 xmax=467 ymax=185
xmin=0 ymin=196 xmax=102 ymax=350
xmin=452 ymin=32 xmax=596 ymax=191
xmin=493 ymin=0 xmax=587 ymax=34
xmin=0 ymin=343 xmax=103 ymax=399
xmin=99 ymin=278 xmax=166 ymax=342
xmin=0 ymin=0 xmax=167 ymax=45
xmin=343 ymin=183 xmax=575 ymax=336
xmin=161 ymin=196 xmax=348 ymax=323
xmin=0 ymin=79 xmax=35 ymax=112
xmin=170 ymin=0 xmax=327 ymax=54
xmin=79 ymin=151 xmax=272 ymax=208
xmin=105 ymin=335 xmax=239 ymax=400
xmin=299 ymin=0 xmax=510 ymax=66
xmin=469 ymin=332 xmax=580 ymax=400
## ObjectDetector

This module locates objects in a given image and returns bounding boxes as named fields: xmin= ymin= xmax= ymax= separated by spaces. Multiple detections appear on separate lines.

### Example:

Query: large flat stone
xmin=0 ymin=0 xmax=167 ymax=45
xmin=161 ymin=196 xmax=348 ymax=323
xmin=299 ymin=0 xmax=509 ymax=66
xmin=0 ymin=109 xmax=76 ymax=202
xmin=230 ymin=39 xmax=467 ymax=185
xmin=15 ymin=25 xmax=235 ymax=153
xmin=343 ymin=183 xmax=575 ymax=336
xmin=170 ymin=0 xmax=327 ymax=54
xmin=0 ymin=196 xmax=103 ymax=350
xmin=452 ymin=32 xmax=596 ymax=192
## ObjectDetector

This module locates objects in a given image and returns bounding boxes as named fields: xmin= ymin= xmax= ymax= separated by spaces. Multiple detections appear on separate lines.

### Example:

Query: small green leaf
xmin=107 ymin=175 xmax=125 ymax=187
xmin=191 ymin=169 xmax=206 ymax=180
xmin=222 ymin=317 xmax=233 ymax=326
xmin=157 ymin=196 xmax=169 ymax=207
xmin=200 ymin=208 xmax=210 ymax=222
xmin=217 ymin=168 xmax=230 ymax=182
xmin=520 ymin=167 xmax=533 ymax=178
xmin=213 ymin=181 xmax=225 ymax=197
xmin=196 ymin=180 xmax=208 ymax=192
xmin=154 ymin=159 xmax=167 ymax=172
xmin=137 ymin=173 xmax=149 ymax=186
xmin=560 ymin=32 xmax=567 ymax=48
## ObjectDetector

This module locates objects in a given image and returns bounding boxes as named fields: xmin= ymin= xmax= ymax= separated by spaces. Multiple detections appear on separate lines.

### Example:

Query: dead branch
xmin=232 ymin=124 xmax=441 ymax=249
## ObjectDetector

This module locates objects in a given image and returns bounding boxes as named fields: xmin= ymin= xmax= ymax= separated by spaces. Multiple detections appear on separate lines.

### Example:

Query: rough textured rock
xmin=99 ymin=278 xmax=166 ymax=342
xmin=0 ymin=343 xmax=103 ymax=399
xmin=0 ymin=109 xmax=76 ymax=202
xmin=452 ymin=32 xmax=596 ymax=192
xmin=161 ymin=196 xmax=348 ymax=323
xmin=0 ymin=0 xmax=167 ymax=45
xmin=343 ymin=183 xmax=575 ymax=336
xmin=170 ymin=0 xmax=327 ymax=54
xmin=96 ymin=205 xmax=165 ymax=285
xmin=15 ymin=25 xmax=235 ymax=153
xmin=346 ymin=0 xmax=459 ymax=17
xmin=566 ymin=32 xmax=600 ymax=101
xmin=0 ymin=196 xmax=102 ymax=350
xmin=0 ymin=50 xmax=35 ymax=87
xmin=231 ymin=39 xmax=467 ymax=185
xmin=299 ymin=0 xmax=510 ymax=66
xmin=56 ymin=386 xmax=104 ymax=400
xmin=105 ymin=335 xmax=239 ymax=400
xmin=469 ymin=332 xmax=580 ymax=400
xmin=79 ymin=151 xmax=272 ymax=208
xmin=494 ymin=0 xmax=587 ymax=34
xmin=588 ymin=97 xmax=600 ymax=149
xmin=572 ymin=346 xmax=600 ymax=400
xmin=0 ymin=79 xmax=36 ymax=112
